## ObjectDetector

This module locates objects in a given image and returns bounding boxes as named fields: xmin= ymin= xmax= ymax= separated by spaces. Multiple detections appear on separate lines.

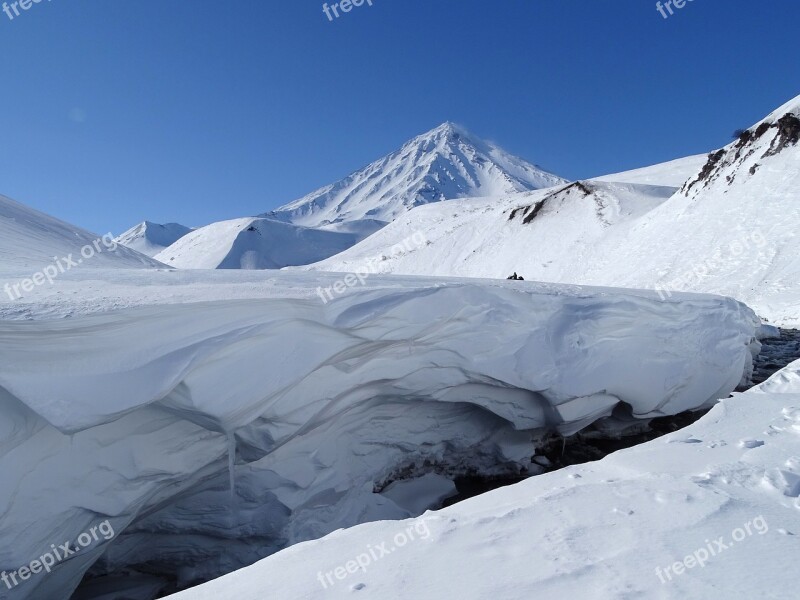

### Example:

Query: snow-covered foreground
xmin=0 ymin=269 xmax=759 ymax=599
xmin=171 ymin=358 xmax=800 ymax=600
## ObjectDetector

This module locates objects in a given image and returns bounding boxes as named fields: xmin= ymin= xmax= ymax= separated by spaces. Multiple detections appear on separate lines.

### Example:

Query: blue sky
xmin=0 ymin=0 xmax=797 ymax=235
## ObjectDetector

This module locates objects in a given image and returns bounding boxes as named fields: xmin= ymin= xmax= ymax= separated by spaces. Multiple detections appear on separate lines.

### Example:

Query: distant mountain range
xmin=118 ymin=122 xmax=565 ymax=269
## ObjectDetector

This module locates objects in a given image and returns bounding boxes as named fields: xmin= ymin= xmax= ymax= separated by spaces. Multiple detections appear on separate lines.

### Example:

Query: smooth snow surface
xmin=305 ymin=95 xmax=800 ymax=327
xmin=0 ymin=194 xmax=165 ymax=270
xmin=265 ymin=122 xmax=567 ymax=227
xmin=591 ymin=153 xmax=708 ymax=187
xmin=115 ymin=222 xmax=193 ymax=257
xmin=170 ymin=357 xmax=800 ymax=600
xmin=0 ymin=268 xmax=758 ymax=599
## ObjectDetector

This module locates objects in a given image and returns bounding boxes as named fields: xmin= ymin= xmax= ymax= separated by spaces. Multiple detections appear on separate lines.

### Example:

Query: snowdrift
xmin=0 ymin=274 xmax=759 ymax=599
xmin=170 ymin=357 xmax=800 ymax=600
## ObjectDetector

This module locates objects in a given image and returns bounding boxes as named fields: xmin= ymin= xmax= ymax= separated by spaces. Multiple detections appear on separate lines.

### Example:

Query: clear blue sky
xmin=0 ymin=0 xmax=797 ymax=235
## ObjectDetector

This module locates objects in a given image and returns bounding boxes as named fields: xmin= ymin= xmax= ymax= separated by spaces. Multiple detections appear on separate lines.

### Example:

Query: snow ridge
xmin=0 ymin=194 xmax=164 ymax=271
xmin=115 ymin=221 xmax=193 ymax=257
xmin=153 ymin=217 xmax=359 ymax=270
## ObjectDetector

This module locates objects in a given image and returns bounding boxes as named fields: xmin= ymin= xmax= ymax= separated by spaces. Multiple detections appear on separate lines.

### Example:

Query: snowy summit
xmin=264 ymin=122 xmax=567 ymax=228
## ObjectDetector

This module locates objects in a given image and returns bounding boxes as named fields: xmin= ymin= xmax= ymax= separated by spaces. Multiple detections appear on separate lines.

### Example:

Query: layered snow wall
xmin=0 ymin=280 xmax=759 ymax=599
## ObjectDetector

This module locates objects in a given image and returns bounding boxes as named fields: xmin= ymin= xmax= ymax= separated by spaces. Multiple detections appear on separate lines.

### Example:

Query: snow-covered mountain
xmin=153 ymin=217 xmax=359 ymax=269
xmin=0 ymin=194 xmax=164 ymax=271
xmin=264 ymin=122 xmax=567 ymax=228
xmin=304 ymin=94 xmax=800 ymax=326
xmin=115 ymin=221 xmax=193 ymax=257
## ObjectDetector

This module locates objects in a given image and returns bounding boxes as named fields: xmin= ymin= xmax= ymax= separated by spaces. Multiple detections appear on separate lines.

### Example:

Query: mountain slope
xmin=116 ymin=221 xmax=193 ymax=257
xmin=0 ymin=194 xmax=164 ymax=271
xmin=265 ymin=122 xmax=567 ymax=227
xmin=304 ymin=94 xmax=800 ymax=326
xmin=154 ymin=217 xmax=358 ymax=269
xmin=301 ymin=179 xmax=677 ymax=281
xmin=592 ymin=153 xmax=708 ymax=187
xmin=593 ymin=93 xmax=800 ymax=324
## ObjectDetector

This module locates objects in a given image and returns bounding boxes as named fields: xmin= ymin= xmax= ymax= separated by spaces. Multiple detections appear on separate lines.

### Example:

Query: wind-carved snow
xmin=0 ymin=274 xmax=759 ymax=599
xmin=265 ymin=122 xmax=567 ymax=228
xmin=171 ymin=357 xmax=800 ymax=600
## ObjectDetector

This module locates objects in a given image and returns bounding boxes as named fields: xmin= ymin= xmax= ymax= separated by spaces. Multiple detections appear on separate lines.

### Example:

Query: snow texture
xmin=169 ymin=357 xmax=800 ymax=600
xmin=0 ymin=270 xmax=758 ymax=599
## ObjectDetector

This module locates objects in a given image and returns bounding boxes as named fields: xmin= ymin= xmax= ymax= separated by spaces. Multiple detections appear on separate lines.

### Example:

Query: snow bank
xmin=168 ymin=358 xmax=800 ymax=600
xmin=0 ymin=274 xmax=759 ymax=599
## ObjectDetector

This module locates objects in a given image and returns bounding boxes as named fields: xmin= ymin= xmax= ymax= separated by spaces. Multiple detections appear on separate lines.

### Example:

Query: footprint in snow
xmin=739 ymin=439 xmax=765 ymax=449
xmin=669 ymin=437 xmax=703 ymax=444
xmin=782 ymin=407 xmax=800 ymax=432
xmin=762 ymin=468 xmax=800 ymax=497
